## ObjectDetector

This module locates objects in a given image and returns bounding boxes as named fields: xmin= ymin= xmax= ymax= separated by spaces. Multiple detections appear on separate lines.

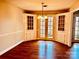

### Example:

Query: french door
xmin=38 ymin=16 xmax=53 ymax=39
xmin=74 ymin=17 xmax=79 ymax=40
xmin=72 ymin=10 xmax=79 ymax=42
xmin=73 ymin=16 xmax=79 ymax=42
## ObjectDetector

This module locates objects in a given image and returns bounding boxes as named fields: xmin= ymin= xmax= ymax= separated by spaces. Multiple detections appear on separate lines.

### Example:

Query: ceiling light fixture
xmin=38 ymin=2 xmax=47 ymax=19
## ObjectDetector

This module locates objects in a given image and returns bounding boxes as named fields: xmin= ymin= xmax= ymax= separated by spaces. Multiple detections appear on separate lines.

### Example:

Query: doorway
xmin=38 ymin=16 xmax=53 ymax=39
xmin=72 ymin=10 xmax=79 ymax=42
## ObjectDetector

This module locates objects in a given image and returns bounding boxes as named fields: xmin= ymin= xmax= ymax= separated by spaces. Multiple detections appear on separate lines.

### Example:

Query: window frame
xmin=27 ymin=16 xmax=34 ymax=30
xmin=58 ymin=15 xmax=65 ymax=31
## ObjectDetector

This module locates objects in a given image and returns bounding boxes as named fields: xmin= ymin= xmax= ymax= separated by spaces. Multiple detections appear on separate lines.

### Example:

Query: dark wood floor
xmin=0 ymin=40 xmax=79 ymax=59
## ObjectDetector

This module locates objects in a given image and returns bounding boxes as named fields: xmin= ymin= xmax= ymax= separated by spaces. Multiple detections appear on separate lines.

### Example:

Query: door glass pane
xmin=48 ymin=16 xmax=53 ymax=38
xmin=40 ymin=17 xmax=45 ymax=37
xmin=75 ymin=17 xmax=79 ymax=40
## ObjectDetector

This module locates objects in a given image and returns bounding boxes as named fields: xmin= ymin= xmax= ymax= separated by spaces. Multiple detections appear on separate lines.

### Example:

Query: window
xmin=27 ymin=16 xmax=33 ymax=30
xmin=58 ymin=15 xmax=65 ymax=31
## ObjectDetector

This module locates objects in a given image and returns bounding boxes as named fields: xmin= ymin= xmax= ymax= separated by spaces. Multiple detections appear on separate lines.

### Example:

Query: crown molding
xmin=24 ymin=8 xmax=70 ymax=14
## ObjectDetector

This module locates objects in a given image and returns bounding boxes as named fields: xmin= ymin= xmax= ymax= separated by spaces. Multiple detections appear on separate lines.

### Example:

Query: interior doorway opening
xmin=72 ymin=10 xmax=79 ymax=42
xmin=37 ymin=16 xmax=53 ymax=39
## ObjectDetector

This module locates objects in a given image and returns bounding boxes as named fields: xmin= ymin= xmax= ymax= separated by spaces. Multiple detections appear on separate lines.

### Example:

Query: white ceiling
xmin=6 ymin=0 xmax=77 ymax=10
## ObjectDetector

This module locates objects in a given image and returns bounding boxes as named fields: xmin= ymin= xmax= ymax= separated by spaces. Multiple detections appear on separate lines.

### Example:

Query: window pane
xmin=75 ymin=22 xmax=79 ymax=26
xmin=58 ymin=15 xmax=65 ymax=31
xmin=40 ymin=33 xmax=45 ymax=37
xmin=76 ymin=17 xmax=79 ymax=21
xmin=48 ymin=22 xmax=53 ymax=26
xmin=27 ymin=16 xmax=33 ymax=30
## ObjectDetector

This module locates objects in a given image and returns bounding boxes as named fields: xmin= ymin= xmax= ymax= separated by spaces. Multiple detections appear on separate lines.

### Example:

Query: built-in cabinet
xmin=56 ymin=13 xmax=72 ymax=46
xmin=23 ymin=14 xmax=36 ymax=41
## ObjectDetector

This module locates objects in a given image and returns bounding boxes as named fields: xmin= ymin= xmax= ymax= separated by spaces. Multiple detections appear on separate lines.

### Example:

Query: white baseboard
xmin=0 ymin=40 xmax=24 ymax=55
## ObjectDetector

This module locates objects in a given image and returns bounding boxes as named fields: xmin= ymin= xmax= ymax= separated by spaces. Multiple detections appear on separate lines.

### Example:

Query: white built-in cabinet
xmin=23 ymin=14 xmax=36 ymax=41
xmin=55 ymin=12 xmax=72 ymax=46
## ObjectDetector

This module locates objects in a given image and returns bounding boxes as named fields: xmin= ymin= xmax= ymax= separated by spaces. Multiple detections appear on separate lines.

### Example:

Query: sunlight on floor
xmin=70 ymin=43 xmax=79 ymax=59
xmin=38 ymin=41 xmax=55 ymax=59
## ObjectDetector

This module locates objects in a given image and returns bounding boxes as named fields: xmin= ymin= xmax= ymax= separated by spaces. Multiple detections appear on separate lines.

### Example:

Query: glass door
xmin=72 ymin=10 xmax=79 ymax=42
xmin=39 ymin=16 xmax=53 ymax=39
xmin=74 ymin=17 xmax=79 ymax=40
xmin=40 ymin=17 xmax=45 ymax=38
xmin=48 ymin=16 xmax=53 ymax=38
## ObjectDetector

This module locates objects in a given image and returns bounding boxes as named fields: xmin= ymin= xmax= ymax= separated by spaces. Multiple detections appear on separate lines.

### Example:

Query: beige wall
xmin=23 ymin=14 xmax=37 ymax=41
xmin=0 ymin=0 xmax=24 ymax=54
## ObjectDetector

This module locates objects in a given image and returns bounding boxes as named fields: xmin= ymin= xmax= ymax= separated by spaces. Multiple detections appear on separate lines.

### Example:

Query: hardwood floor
xmin=0 ymin=40 xmax=79 ymax=59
